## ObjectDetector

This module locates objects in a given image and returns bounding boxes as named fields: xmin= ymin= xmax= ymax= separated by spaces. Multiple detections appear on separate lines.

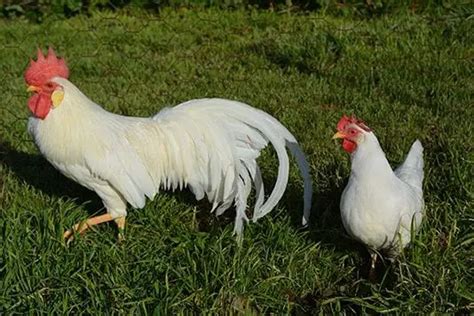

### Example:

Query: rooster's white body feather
xmin=28 ymin=77 xmax=312 ymax=235
xmin=340 ymin=132 xmax=424 ymax=254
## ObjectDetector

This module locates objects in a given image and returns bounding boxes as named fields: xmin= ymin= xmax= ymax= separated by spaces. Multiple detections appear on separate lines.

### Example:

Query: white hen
xmin=25 ymin=48 xmax=312 ymax=241
xmin=333 ymin=115 xmax=424 ymax=268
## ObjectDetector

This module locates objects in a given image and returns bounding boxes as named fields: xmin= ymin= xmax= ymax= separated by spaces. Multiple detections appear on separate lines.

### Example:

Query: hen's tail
xmin=170 ymin=98 xmax=313 ymax=235
xmin=394 ymin=140 xmax=424 ymax=191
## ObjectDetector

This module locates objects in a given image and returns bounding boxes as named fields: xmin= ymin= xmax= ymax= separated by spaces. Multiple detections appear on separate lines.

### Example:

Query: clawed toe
xmin=62 ymin=214 xmax=115 ymax=244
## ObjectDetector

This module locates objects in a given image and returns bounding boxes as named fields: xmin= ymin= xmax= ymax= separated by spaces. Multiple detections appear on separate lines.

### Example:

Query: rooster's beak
xmin=27 ymin=85 xmax=40 ymax=93
xmin=332 ymin=131 xmax=346 ymax=139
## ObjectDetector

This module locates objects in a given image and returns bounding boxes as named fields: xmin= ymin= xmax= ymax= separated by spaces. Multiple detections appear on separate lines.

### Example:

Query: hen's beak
xmin=27 ymin=85 xmax=40 ymax=93
xmin=332 ymin=131 xmax=346 ymax=139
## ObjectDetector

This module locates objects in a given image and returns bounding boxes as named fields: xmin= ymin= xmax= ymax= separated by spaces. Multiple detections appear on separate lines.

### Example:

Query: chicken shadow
xmin=0 ymin=140 xmax=218 ymax=219
xmin=0 ymin=140 xmax=103 ymax=214
xmin=223 ymin=157 xmax=373 ymax=263
xmin=279 ymin=165 xmax=359 ymax=254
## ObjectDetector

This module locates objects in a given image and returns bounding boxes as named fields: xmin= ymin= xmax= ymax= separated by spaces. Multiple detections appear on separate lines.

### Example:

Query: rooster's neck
xmin=350 ymin=132 xmax=394 ymax=180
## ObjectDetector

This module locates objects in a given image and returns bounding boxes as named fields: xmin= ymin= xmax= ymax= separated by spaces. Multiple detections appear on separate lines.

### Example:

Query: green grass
xmin=0 ymin=7 xmax=473 ymax=313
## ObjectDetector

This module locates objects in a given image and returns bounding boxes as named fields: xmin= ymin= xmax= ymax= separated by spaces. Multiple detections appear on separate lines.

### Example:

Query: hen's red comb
xmin=24 ymin=47 xmax=69 ymax=86
xmin=337 ymin=115 xmax=371 ymax=132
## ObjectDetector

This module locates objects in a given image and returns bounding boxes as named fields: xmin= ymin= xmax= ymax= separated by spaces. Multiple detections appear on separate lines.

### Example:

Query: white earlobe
xmin=51 ymin=90 xmax=64 ymax=108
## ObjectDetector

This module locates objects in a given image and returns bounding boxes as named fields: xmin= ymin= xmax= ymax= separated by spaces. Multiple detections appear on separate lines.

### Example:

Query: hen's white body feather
xmin=28 ymin=78 xmax=312 ymax=235
xmin=340 ymin=133 xmax=424 ymax=254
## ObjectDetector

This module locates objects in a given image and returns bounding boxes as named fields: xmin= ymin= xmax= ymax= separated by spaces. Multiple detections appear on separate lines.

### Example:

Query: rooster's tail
xmin=170 ymin=99 xmax=313 ymax=235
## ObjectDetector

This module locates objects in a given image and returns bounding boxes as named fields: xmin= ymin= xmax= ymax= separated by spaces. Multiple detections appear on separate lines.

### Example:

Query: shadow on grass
xmin=0 ymin=140 xmax=102 ymax=214
xmin=282 ymin=166 xmax=365 ymax=256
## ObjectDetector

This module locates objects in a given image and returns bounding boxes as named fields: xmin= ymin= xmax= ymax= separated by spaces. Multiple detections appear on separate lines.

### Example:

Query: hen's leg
xmin=63 ymin=213 xmax=114 ymax=242
xmin=114 ymin=216 xmax=126 ymax=242
xmin=367 ymin=250 xmax=378 ymax=282
xmin=370 ymin=252 xmax=378 ymax=270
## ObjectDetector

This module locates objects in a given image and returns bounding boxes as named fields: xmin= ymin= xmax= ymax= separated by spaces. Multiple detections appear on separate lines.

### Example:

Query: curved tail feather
xmin=145 ymin=98 xmax=312 ymax=235
xmin=185 ymin=99 xmax=312 ymax=233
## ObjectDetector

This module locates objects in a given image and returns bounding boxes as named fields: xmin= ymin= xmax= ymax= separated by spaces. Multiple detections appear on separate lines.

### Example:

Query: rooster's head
xmin=25 ymin=47 xmax=69 ymax=119
xmin=333 ymin=115 xmax=372 ymax=153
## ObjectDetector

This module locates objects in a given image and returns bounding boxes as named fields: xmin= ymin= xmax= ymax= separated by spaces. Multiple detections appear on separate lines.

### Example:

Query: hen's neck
xmin=350 ymin=132 xmax=394 ymax=180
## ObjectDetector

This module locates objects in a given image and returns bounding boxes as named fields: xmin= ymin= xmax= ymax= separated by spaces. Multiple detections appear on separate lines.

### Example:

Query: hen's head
xmin=333 ymin=115 xmax=372 ymax=153
xmin=25 ymin=48 xmax=69 ymax=119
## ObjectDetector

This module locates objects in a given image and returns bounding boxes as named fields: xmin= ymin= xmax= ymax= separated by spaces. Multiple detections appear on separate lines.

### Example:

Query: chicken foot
xmin=63 ymin=213 xmax=114 ymax=242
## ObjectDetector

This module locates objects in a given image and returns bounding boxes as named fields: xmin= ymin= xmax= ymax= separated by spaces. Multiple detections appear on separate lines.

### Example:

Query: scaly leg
xmin=115 ymin=216 xmax=126 ymax=242
xmin=367 ymin=250 xmax=378 ymax=282
xmin=63 ymin=213 xmax=114 ymax=242
xmin=370 ymin=252 xmax=378 ymax=270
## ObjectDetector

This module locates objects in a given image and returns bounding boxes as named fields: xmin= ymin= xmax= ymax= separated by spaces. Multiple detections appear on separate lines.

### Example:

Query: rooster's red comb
xmin=337 ymin=115 xmax=371 ymax=132
xmin=24 ymin=47 xmax=69 ymax=86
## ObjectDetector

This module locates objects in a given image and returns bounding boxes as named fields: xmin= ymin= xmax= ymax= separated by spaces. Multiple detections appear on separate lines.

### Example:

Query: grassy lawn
xmin=0 ymin=7 xmax=472 ymax=313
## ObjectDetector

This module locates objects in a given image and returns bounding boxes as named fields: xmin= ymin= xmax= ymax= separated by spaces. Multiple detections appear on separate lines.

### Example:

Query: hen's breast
xmin=340 ymin=176 xmax=406 ymax=250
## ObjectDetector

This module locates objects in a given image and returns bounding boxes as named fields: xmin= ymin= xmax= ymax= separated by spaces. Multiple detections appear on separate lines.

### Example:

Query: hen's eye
xmin=45 ymin=82 xmax=54 ymax=89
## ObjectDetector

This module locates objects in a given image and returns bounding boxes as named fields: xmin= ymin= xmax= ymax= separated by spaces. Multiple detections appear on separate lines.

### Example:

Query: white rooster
xmin=25 ymin=48 xmax=312 ymax=241
xmin=333 ymin=115 xmax=424 ymax=269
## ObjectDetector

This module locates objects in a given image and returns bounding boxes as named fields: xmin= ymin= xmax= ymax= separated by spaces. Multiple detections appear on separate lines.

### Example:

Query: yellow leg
xmin=370 ymin=252 xmax=378 ymax=270
xmin=63 ymin=213 xmax=114 ymax=242
xmin=115 ymin=216 xmax=126 ymax=242
xmin=367 ymin=251 xmax=379 ymax=282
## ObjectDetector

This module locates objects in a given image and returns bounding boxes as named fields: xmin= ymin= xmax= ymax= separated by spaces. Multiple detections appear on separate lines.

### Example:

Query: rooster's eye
xmin=45 ymin=82 xmax=54 ymax=89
